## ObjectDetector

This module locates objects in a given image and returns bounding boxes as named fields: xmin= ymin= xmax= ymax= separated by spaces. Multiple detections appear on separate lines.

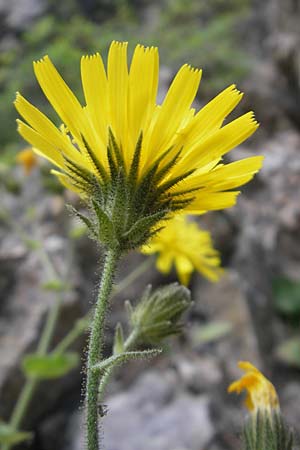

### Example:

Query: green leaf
xmin=22 ymin=352 xmax=79 ymax=379
xmin=0 ymin=422 xmax=32 ymax=445
xmin=275 ymin=337 xmax=300 ymax=368
xmin=273 ymin=277 xmax=300 ymax=316
xmin=192 ymin=321 xmax=232 ymax=344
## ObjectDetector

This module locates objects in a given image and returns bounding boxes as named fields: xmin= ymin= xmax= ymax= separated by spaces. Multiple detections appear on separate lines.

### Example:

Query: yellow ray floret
xmin=15 ymin=40 xmax=263 ymax=216
xmin=228 ymin=361 xmax=280 ymax=414
xmin=141 ymin=215 xmax=224 ymax=285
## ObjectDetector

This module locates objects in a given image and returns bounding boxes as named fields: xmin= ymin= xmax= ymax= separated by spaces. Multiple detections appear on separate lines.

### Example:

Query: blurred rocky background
xmin=0 ymin=0 xmax=300 ymax=449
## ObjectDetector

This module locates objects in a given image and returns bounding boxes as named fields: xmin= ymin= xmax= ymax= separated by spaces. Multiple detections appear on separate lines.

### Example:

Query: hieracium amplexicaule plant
xmin=15 ymin=41 xmax=263 ymax=449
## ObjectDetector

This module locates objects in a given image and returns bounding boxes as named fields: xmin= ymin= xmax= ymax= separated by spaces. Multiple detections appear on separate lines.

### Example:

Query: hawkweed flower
xmin=16 ymin=147 xmax=38 ymax=175
xmin=141 ymin=215 xmax=223 ymax=285
xmin=15 ymin=41 xmax=263 ymax=252
xmin=228 ymin=360 xmax=279 ymax=415
xmin=228 ymin=361 xmax=295 ymax=450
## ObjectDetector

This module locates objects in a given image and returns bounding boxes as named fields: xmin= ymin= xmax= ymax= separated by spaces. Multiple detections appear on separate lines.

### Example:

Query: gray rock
xmin=67 ymin=371 xmax=214 ymax=450
xmin=175 ymin=356 xmax=222 ymax=393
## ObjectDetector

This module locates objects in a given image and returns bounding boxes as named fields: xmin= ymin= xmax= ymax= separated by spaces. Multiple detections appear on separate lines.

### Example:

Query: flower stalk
xmin=85 ymin=248 xmax=119 ymax=450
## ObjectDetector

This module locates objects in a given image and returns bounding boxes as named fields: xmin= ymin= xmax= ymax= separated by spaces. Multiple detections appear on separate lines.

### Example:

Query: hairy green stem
xmin=86 ymin=249 xmax=119 ymax=450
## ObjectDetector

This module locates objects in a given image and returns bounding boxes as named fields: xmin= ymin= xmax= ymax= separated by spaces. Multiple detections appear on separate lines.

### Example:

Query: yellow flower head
xmin=16 ymin=147 xmax=38 ymax=175
xmin=228 ymin=361 xmax=280 ymax=415
xmin=141 ymin=215 xmax=223 ymax=285
xmin=15 ymin=41 xmax=263 ymax=251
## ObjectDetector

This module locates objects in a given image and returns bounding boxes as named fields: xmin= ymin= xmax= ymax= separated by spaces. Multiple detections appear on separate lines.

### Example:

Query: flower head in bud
xmin=15 ymin=41 xmax=263 ymax=252
xmin=228 ymin=361 xmax=280 ymax=415
xmin=141 ymin=215 xmax=223 ymax=285
xmin=16 ymin=147 xmax=38 ymax=175
xmin=128 ymin=283 xmax=191 ymax=344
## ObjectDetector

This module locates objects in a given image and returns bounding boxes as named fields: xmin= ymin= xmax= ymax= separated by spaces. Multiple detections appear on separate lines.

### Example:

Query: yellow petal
xmin=174 ymin=255 xmax=194 ymax=286
xmin=194 ymin=258 xmax=224 ymax=282
xmin=107 ymin=41 xmax=129 ymax=159
xmin=178 ymin=84 xmax=243 ymax=148
xmin=238 ymin=361 xmax=261 ymax=373
xmin=156 ymin=251 xmax=173 ymax=274
xmin=181 ymin=156 xmax=264 ymax=192
xmin=177 ymin=112 xmax=259 ymax=175
xmin=186 ymin=191 xmax=240 ymax=213
xmin=143 ymin=64 xmax=202 ymax=168
xmin=33 ymin=56 xmax=84 ymax=141
xmin=15 ymin=93 xmax=84 ymax=166
xmin=17 ymin=119 xmax=64 ymax=168
xmin=51 ymin=169 xmax=83 ymax=194
xmin=128 ymin=45 xmax=159 ymax=151
xmin=81 ymin=53 xmax=108 ymax=149
xmin=33 ymin=56 xmax=102 ymax=172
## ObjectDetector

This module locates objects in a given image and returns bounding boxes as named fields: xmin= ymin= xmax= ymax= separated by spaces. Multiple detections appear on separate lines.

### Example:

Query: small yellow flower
xmin=16 ymin=147 xmax=38 ymax=175
xmin=228 ymin=361 xmax=280 ymax=414
xmin=141 ymin=215 xmax=223 ymax=285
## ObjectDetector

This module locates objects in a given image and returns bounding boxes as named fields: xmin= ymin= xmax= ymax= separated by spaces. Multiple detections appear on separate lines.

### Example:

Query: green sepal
xmin=242 ymin=410 xmax=295 ymax=450
xmin=22 ymin=352 xmax=79 ymax=379
xmin=155 ymin=168 xmax=196 ymax=198
xmin=113 ymin=323 xmax=125 ymax=355
xmin=153 ymin=148 xmax=182 ymax=186
xmin=122 ymin=210 xmax=168 ymax=247
xmin=63 ymin=155 xmax=97 ymax=193
xmin=67 ymin=204 xmax=97 ymax=239
xmin=92 ymin=200 xmax=116 ymax=246
xmin=80 ymin=134 xmax=109 ymax=184
xmin=108 ymin=128 xmax=126 ymax=169
xmin=0 ymin=422 xmax=32 ymax=446
xmin=106 ymin=141 xmax=119 ymax=181
xmin=110 ymin=169 xmax=129 ymax=235
xmin=128 ymin=131 xmax=143 ymax=187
